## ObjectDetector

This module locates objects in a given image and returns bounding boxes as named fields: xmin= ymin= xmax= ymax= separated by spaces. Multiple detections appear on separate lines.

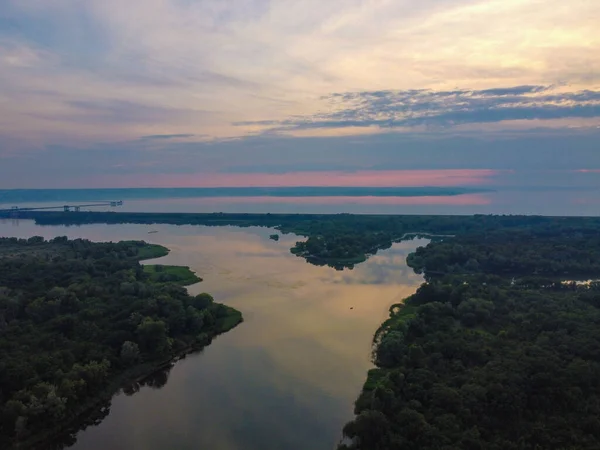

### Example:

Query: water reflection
xmin=45 ymin=400 xmax=112 ymax=450
xmin=123 ymin=366 xmax=173 ymax=396
xmin=0 ymin=221 xmax=426 ymax=450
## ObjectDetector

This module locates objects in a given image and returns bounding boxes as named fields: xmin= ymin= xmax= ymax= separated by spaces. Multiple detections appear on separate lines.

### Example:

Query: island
xmin=0 ymin=237 xmax=242 ymax=449
xmin=339 ymin=226 xmax=600 ymax=449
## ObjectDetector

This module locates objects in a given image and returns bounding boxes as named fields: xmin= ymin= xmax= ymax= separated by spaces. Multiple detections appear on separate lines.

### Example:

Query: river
xmin=0 ymin=219 xmax=428 ymax=450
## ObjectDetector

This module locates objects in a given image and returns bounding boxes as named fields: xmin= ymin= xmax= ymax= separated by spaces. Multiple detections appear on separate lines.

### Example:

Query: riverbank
xmin=340 ymin=226 xmax=600 ymax=449
xmin=22 ymin=310 xmax=242 ymax=450
xmin=0 ymin=238 xmax=242 ymax=449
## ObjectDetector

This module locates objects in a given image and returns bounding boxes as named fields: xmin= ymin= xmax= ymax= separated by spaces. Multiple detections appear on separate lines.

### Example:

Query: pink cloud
xmin=176 ymin=194 xmax=491 ymax=206
xmin=120 ymin=194 xmax=490 ymax=210
xmin=71 ymin=169 xmax=501 ymax=188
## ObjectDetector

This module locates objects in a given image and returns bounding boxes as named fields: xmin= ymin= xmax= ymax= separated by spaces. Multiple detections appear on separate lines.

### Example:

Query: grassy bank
xmin=143 ymin=264 xmax=202 ymax=286
xmin=134 ymin=242 xmax=170 ymax=260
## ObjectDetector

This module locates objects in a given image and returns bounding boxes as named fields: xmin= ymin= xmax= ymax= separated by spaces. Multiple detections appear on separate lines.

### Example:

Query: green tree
xmin=120 ymin=341 xmax=141 ymax=365
xmin=137 ymin=318 xmax=170 ymax=354
xmin=192 ymin=293 xmax=214 ymax=309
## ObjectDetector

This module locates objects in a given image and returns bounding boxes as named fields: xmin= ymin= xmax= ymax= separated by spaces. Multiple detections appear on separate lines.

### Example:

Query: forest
xmin=5 ymin=213 xmax=600 ymax=449
xmin=339 ymin=226 xmax=600 ymax=449
xmin=0 ymin=237 xmax=242 ymax=449
xmin=11 ymin=210 xmax=600 ymax=269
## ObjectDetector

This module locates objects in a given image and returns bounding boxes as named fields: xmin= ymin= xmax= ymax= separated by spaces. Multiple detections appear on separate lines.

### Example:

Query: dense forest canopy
xmin=408 ymin=227 xmax=600 ymax=280
xmin=0 ymin=237 xmax=241 ymax=449
xmin=340 ymin=226 xmax=600 ymax=450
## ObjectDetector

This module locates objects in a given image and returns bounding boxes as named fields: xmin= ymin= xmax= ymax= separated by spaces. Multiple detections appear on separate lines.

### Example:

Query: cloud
xmin=140 ymin=134 xmax=198 ymax=140
xmin=0 ymin=0 xmax=599 ymax=187
xmin=107 ymin=169 xmax=502 ymax=188
xmin=0 ymin=0 xmax=599 ymax=146
xmin=57 ymin=99 xmax=213 ymax=125
xmin=236 ymin=85 xmax=600 ymax=131
xmin=477 ymin=85 xmax=552 ymax=96
xmin=2 ymin=127 xmax=600 ymax=189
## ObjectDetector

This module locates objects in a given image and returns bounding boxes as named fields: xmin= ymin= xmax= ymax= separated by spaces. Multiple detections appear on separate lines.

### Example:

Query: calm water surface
xmin=0 ymin=220 xmax=427 ymax=450
xmin=3 ymin=186 xmax=600 ymax=215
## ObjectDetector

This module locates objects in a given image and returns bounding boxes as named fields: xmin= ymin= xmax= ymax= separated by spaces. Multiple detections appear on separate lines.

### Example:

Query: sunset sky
xmin=0 ymin=0 xmax=599 ymax=188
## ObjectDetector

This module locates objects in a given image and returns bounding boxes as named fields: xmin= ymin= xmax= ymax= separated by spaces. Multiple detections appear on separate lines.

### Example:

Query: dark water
xmin=0 ymin=186 xmax=485 ymax=203
xmin=0 ymin=220 xmax=426 ymax=450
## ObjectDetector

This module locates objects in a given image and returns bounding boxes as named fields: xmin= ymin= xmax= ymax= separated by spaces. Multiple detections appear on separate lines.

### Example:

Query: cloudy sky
xmin=0 ymin=0 xmax=599 ymax=188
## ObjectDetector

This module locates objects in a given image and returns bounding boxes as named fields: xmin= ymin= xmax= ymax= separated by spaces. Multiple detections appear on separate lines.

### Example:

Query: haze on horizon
xmin=0 ymin=0 xmax=599 ymax=189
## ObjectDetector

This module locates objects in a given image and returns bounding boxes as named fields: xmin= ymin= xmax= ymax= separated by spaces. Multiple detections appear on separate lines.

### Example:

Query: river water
xmin=0 ymin=220 xmax=427 ymax=450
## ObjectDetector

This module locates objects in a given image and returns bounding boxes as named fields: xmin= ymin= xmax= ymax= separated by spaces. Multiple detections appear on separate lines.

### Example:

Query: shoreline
xmin=7 ymin=241 xmax=243 ymax=450
xmin=8 ymin=211 xmax=600 ymax=271
xmin=19 ymin=325 xmax=241 ymax=450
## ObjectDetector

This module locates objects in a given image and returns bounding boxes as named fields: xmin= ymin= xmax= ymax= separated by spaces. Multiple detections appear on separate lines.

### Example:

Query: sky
xmin=0 ymin=0 xmax=599 ymax=189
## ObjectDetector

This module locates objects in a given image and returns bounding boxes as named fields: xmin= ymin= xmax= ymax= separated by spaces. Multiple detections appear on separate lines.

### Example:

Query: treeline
xmin=0 ymin=237 xmax=241 ymax=448
xmin=14 ymin=211 xmax=600 ymax=269
xmin=408 ymin=227 xmax=600 ymax=280
xmin=340 ymin=229 xmax=600 ymax=449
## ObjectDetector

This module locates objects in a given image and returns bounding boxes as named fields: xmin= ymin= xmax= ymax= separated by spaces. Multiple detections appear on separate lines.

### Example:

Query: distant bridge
xmin=0 ymin=201 xmax=123 ymax=216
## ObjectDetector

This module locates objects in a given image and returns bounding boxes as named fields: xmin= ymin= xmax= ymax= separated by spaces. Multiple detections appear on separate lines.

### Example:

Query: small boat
xmin=148 ymin=230 xmax=158 ymax=234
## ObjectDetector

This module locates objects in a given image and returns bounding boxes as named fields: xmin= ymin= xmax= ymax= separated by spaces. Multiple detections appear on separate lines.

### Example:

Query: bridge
xmin=0 ymin=201 xmax=123 ymax=216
